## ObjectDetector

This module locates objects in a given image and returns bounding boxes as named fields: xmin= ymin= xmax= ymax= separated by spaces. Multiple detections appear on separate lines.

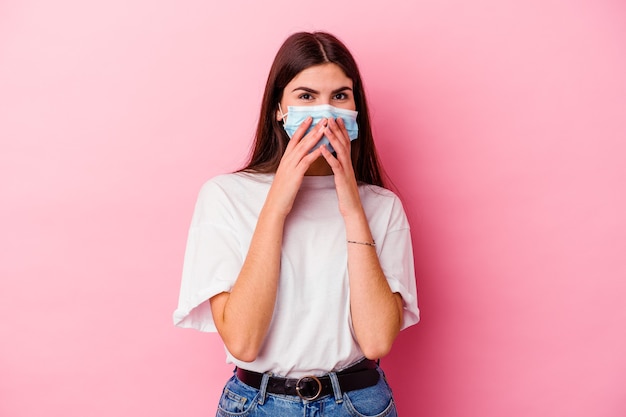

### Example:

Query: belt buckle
xmin=295 ymin=375 xmax=322 ymax=400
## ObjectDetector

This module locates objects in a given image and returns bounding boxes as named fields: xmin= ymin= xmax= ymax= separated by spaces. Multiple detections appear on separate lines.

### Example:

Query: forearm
xmin=211 ymin=119 xmax=328 ymax=361
xmin=345 ymin=210 xmax=403 ymax=359
xmin=211 ymin=205 xmax=286 ymax=362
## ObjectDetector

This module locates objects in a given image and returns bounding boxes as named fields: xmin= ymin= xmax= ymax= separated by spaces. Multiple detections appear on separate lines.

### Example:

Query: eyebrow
xmin=291 ymin=86 xmax=353 ymax=94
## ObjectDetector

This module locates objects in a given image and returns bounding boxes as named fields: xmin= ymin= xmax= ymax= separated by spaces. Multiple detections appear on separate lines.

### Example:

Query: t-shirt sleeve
xmin=172 ymin=180 xmax=243 ymax=332
xmin=378 ymin=198 xmax=420 ymax=330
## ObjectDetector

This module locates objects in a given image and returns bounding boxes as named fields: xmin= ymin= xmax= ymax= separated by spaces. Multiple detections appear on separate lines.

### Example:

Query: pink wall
xmin=1 ymin=1 xmax=625 ymax=416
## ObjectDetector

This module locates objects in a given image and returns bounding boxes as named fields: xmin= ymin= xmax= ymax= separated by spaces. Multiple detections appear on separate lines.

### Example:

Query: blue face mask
xmin=278 ymin=104 xmax=359 ymax=153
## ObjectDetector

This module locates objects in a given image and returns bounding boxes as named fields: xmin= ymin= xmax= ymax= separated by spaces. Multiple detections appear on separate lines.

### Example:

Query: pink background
xmin=1 ymin=0 xmax=625 ymax=416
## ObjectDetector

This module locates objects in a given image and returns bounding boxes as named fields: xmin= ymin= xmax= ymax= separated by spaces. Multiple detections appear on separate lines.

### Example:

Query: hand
xmin=265 ymin=117 xmax=328 ymax=216
xmin=320 ymin=117 xmax=365 ymax=218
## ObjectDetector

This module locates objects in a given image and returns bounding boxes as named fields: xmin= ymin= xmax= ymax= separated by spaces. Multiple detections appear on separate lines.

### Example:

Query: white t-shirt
xmin=173 ymin=172 xmax=419 ymax=378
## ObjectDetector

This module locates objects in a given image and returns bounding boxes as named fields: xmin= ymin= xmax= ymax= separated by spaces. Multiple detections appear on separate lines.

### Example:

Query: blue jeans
xmin=215 ymin=366 xmax=398 ymax=417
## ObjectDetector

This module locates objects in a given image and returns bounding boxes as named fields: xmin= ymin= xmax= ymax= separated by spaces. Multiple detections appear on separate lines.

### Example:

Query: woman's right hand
xmin=210 ymin=117 xmax=329 ymax=362
xmin=265 ymin=117 xmax=328 ymax=216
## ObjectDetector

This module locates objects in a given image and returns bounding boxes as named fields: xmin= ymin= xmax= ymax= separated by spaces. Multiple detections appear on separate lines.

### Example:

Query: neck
xmin=304 ymin=156 xmax=333 ymax=176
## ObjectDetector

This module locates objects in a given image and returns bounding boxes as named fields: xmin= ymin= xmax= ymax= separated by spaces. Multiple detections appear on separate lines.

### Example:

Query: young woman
xmin=174 ymin=31 xmax=419 ymax=417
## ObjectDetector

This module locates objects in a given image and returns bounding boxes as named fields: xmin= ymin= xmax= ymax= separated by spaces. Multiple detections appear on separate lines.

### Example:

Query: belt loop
xmin=257 ymin=372 xmax=271 ymax=405
xmin=328 ymin=372 xmax=343 ymax=404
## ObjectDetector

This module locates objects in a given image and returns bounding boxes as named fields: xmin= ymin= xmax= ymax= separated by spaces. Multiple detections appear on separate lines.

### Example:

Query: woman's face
xmin=277 ymin=63 xmax=356 ymax=121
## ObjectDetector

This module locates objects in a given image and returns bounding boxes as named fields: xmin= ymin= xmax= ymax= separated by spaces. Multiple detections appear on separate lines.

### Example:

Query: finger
xmin=285 ymin=116 xmax=313 ymax=151
xmin=324 ymin=118 xmax=350 ymax=160
xmin=284 ymin=117 xmax=325 ymax=162
xmin=296 ymin=146 xmax=324 ymax=173
xmin=283 ymin=119 xmax=327 ymax=169
xmin=296 ymin=118 xmax=328 ymax=154
xmin=331 ymin=118 xmax=351 ymax=147
xmin=336 ymin=117 xmax=351 ymax=138
xmin=276 ymin=144 xmax=323 ymax=185
xmin=320 ymin=144 xmax=342 ymax=172
xmin=334 ymin=118 xmax=353 ymax=152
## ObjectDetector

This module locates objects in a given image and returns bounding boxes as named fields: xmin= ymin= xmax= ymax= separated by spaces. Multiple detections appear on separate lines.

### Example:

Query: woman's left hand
xmin=320 ymin=117 xmax=363 ymax=218
xmin=322 ymin=117 xmax=403 ymax=359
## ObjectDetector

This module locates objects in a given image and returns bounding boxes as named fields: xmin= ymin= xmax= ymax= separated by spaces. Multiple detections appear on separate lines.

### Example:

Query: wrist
xmin=347 ymin=239 xmax=376 ymax=247
xmin=341 ymin=205 xmax=368 ymax=224
xmin=258 ymin=201 xmax=290 ymax=225
xmin=343 ymin=210 xmax=373 ymax=242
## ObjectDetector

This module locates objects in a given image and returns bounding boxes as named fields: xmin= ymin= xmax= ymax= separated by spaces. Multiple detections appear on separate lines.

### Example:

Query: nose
xmin=319 ymin=96 xmax=331 ymax=105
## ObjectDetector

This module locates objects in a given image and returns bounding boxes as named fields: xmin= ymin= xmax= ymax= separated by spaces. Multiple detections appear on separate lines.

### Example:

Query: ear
xmin=276 ymin=102 xmax=285 ymax=122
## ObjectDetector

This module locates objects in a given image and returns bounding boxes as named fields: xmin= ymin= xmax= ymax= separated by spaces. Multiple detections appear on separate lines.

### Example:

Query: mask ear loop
xmin=277 ymin=103 xmax=288 ymax=124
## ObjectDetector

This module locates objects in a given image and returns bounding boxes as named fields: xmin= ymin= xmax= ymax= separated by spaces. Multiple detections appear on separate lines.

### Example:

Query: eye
xmin=298 ymin=93 xmax=314 ymax=100
xmin=333 ymin=92 xmax=349 ymax=100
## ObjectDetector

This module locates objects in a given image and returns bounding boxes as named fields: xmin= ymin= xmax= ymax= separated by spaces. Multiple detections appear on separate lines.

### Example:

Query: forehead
xmin=286 ymin=63 xmax=353 ymax=90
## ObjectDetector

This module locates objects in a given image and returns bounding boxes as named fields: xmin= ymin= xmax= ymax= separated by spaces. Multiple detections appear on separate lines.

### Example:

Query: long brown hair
xmin=241 ymin=31 xmax=386 ymax=188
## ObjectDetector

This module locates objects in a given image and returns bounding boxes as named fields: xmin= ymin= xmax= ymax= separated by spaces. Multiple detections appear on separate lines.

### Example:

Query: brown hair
xmin=241 ymin=31 xmax=386 ymax=187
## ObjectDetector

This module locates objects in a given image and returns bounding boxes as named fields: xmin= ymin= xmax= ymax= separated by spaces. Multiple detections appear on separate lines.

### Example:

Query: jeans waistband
xmin=235 ymin=359 xmax=379 ymax=400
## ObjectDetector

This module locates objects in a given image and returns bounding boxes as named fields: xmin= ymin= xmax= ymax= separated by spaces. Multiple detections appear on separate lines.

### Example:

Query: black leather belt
xmin=236 ymin=359 xmax=379 ymax=400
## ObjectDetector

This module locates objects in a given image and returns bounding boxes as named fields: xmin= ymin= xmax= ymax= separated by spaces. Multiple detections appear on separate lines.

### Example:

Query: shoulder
xmin=359 ymin=183 xmax=410 ymax=231
xmin=198 ymin=171 xmax=273 ymax=198
xmin=202 ymin=171 xmax=273 ymax=188
xmin=191 ymin=172 xmax=273 ymax=224
xmin=359 ymin=183 xmax=403 ymax=207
